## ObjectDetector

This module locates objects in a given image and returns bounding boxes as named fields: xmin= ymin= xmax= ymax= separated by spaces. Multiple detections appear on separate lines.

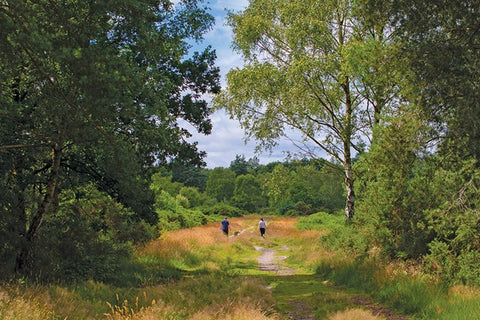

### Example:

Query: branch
xmin=0 ymin=143 xmax=46 ymax=151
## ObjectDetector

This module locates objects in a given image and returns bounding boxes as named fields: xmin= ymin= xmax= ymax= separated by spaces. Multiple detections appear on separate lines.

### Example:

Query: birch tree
xmin=215 ymin=0 xmax=398 ymax=219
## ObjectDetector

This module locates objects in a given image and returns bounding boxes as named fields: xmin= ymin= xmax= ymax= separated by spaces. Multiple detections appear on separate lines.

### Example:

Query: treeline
xmin=163 ymin=155 xmax=344 ymax=222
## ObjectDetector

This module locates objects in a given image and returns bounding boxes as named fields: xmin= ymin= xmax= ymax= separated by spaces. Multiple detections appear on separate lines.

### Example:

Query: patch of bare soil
xmin=285 ymin=301 xmax=316 ymax=320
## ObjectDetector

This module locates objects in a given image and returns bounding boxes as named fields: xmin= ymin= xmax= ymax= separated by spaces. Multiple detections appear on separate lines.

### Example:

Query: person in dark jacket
xmin=221 ymin=217 xmax=230 ymax=236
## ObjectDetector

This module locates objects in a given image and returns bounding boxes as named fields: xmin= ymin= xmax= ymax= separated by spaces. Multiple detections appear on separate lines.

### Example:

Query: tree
xmin=229 ymin=155 xmax=250 ymax=176
xmin=205 ymin=168 xmax=236 ymax=202
xmin=264 ymin=164 xmax=290 ymax=208
xmin=232 ymin=174 xmax=264 ymax=212
xmin=387 ymin=0 xmax=480 ymax=162
xmin=171 ymin=165 xmax=208 ymax=192
xmin=215 ymin=0 xmax=398 ymax=219
xmin=229 ymin=154 xmax=260 ymax=176
xmin=0 ymin=0 xmax=219 ymax=274
xmin=355 ymin=107 xmax=434 ymax=258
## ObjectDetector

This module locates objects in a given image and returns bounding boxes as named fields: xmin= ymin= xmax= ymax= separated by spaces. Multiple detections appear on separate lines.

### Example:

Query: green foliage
xmin=154 ymin=191 xmax=207 ymax=231
xmin=355 ymin=107 xmax=435 ymax=258
xmin=260 ymin=162 xmax=344 ymax=215
xmin=205 ymin=167 xmax=236 ymax=202
xmin=264 ymin=164 xmax=290 ymax=208
xmin=171 ymin=165 xmax=208 ymax=192
xmin=0 ymin=0 xmax=219 ymax=276
xmin=150 ymin=173 xmax=184 ymax=198
xmin=232 ymin=174 xmax=265 ymax=212
xmin=33 ymin=185 xmax=155 ymax=282
xmin=298 ymin=212 xmax=370 ymax=255
xmin=217 ymin=0 xmax=402 ymax=219
xmin=389 ymin=0 xmax=480 ymax=162
xmin=200 ymin=202 xmax=245 ymax=217
xmin=179 ymin=186 xmax=204 ymax=208
xmin=423 ymin=161 xmax=480 ymax=286
xmin=229 ymin=154 xmax=260 ymax=176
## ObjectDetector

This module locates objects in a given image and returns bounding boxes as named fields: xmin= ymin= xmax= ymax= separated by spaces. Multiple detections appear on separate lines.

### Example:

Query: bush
xmin=154 ymin=190 xmax=209 ymax=231
xmin=34 ymin=209 xmax=132 ymax=282
xmin=298 ymin=212 xmax=370 ymax=255
xmin=179 ymin=186 xmax=203 ymax=208
xmin=32 ymin=186 xmax=155 ymax=282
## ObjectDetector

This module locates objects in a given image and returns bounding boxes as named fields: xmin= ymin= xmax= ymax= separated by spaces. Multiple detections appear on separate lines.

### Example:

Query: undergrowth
xmin=298 ymin=212 xmax=480 ymax=320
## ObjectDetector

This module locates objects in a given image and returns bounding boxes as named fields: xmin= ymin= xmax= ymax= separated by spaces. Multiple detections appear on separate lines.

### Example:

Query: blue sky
xmin=184 ymin=0 xmax=299 ymax=168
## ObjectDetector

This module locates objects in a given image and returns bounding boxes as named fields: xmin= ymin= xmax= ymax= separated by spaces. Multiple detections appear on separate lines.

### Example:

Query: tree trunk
xmin=15 ymin=145 xmax=63 ymax=273
xmin=342 ymin=74 xmax=355 ymax=220
xmin=344 ymin=154 xmax=355 ymax=220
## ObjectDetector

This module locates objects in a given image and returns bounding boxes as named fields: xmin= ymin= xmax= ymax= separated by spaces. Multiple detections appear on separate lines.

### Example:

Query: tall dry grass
xmin=327 ymin=308 xmax=386 ymax=320
xmin=104 ymin=299 xmax=280 ymax=320
xmin=0 ymin=287 xmax=55 ymax=320
xmin=189 ymin=300 xmax=281 ymax=320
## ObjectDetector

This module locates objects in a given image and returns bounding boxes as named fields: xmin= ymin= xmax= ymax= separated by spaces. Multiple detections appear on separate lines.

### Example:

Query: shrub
xmin=297 ymin=212 xmax=370 ymax=255
xmin=179 ymin=187 xmax=204 ymax=208
xmin=34 ymin=209 xmax=132 ymax=282
xmin=32 ymin=186 xmax=154 ymax=282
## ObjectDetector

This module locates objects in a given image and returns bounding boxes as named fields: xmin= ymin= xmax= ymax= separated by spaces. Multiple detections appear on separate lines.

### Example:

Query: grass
xmin=2 ymin=214 xmax=480 ymax=319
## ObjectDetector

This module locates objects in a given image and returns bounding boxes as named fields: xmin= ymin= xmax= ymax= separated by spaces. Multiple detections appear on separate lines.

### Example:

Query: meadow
xmin=1 ymin=214 xmax=479 ymax=319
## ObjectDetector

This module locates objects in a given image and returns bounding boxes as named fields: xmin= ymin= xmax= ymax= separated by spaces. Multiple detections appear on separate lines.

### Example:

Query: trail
xmin=238 ymin=218 xmax=409 ymax=320
xmin=254 ymin=245 xmax=295 ymax=275
xmin=254 ymin=245 xmax=316 ymax=320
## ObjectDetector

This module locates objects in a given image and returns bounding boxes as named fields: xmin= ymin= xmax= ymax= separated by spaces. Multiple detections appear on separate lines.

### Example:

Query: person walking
xmin=221 ymin=217 xmax=230 ymax=236
xmin=259 ymin=217 xmax=266 ymax=238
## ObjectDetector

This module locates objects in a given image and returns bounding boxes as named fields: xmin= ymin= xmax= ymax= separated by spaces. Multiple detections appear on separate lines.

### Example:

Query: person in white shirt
xmin=259 ymin=218 xmax=266 ymax=238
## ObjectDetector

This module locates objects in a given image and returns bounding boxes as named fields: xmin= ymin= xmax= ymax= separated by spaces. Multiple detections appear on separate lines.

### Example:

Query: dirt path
xmin=254 ymin=245 xmax=317 ymax=320
xmin=254 ymin=245 xmax=296 ymax=275
xmin=220 ymin=217 xmax=409 ymax=320
xmin=251 ymin=237 xmax=408 ymax=320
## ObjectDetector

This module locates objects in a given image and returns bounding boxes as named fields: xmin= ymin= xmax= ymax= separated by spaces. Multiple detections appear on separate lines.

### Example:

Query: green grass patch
xmin=263 ymin=274 xmax=372 ymax=319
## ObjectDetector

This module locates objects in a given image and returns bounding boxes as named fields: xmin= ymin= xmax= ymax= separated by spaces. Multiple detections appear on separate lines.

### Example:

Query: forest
xmin=0 ymin=0 xmax=479 ymax=318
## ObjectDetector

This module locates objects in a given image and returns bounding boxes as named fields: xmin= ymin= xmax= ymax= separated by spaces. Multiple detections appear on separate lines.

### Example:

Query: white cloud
xmin=185 ymin=0 xmax=306 ymax=168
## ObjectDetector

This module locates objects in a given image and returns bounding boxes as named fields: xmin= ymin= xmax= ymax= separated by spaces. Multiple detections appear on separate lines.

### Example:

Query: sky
xmin=184 ymin=0 xmax=300 ymax=168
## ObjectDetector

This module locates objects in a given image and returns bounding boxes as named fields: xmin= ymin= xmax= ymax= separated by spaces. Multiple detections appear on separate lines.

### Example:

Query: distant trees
xmin=232 ymin=174 xmax=265 ymax=212
xmin=206 ymin=168 xmax=236 ymax=202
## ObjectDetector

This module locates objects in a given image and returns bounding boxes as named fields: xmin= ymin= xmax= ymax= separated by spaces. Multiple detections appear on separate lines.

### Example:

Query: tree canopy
xmin=0 ymin=0 xmax=219 ymax=273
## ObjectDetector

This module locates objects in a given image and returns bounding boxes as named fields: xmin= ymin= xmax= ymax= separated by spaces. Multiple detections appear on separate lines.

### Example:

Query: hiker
xmin=259 ymin=217 xmax=266 ymax=238
xmin=221 ymin=217 xmax=230 ymax=236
